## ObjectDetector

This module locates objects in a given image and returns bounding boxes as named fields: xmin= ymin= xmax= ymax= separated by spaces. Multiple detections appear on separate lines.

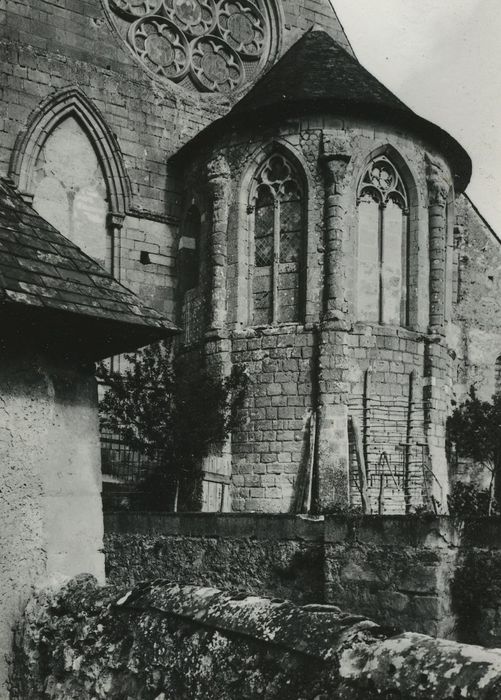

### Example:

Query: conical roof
xmin=174 ymin=30 xmax=471 ymax=191
xmin=232 ymin=29 xmax=409 ymax=117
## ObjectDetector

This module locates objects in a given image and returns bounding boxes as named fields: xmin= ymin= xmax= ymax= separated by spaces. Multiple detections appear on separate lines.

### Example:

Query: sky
xmin=333 ymin=0 xmax=501 ymax=234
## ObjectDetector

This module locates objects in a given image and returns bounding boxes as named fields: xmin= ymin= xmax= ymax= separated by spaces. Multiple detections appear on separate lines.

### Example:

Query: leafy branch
xmin=97 ymin=342 xmax=249 ymax=510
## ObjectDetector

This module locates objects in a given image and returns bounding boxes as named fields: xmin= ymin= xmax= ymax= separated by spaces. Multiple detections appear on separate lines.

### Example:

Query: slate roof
xmin=175 ymin=30 xmax=471 ymax=192
xmin=231 ymin=29 xmax=410 ymax=117
xmin=0 ymin=178 xmax=177 ymax=358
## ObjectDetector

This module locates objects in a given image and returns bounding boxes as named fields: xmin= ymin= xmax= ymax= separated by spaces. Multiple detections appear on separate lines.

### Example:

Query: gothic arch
xmin=9 ymin=87 xmax=131 ymax=214
xmin=354 ymin=144 xmax=419 ymax=327
xmin=353 ymin=144 xmax=420 ymax=209
xmin=240 ymin=139 xmax=313 ymax=202
xmin=229 ymin=140 xmax=316 ymax=327
xmin=242 ymin=142 xmax=311 ymax=326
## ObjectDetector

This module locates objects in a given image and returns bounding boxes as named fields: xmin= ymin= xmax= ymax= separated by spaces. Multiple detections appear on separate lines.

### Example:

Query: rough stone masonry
xmin=10 ymin=576 xmax=501 ymax=700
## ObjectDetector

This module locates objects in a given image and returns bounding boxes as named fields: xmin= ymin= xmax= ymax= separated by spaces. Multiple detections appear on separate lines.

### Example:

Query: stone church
xmin=1 ymin=0 xmax=501 ymax=515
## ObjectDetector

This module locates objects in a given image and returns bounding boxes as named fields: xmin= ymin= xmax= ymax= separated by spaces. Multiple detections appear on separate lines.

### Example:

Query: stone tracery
xmin=107 ymin=0 xmax=273 ymax=93
xmin=129 ymin=16 xmax=190 ymax=80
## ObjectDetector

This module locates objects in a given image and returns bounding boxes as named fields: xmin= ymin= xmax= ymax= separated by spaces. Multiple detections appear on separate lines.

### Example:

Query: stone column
xmin=314 ymin=134 xmax=352 ymax=511
xmin=320 ymin=134 xmax=352 ymax=321
xmin=204 ymin=156 xmax=232 ymax=509
xmin=107 ymin=212 xmax=125 ymax=280
xmin=424 ymin=155 xmax=453 ymax=510
xmin=426 ymin=154 xmax=450 ymax=335
xmin=207 ymin=155 xmax=231 ymax=336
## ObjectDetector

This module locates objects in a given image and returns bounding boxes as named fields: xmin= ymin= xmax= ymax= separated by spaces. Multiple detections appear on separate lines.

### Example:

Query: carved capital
xmin=320 ymin=132 xmax=352 ymax=190
xmin=322 ymin=156 xmax=351 ymax=189
xmin=207 ymin=155 xmax=231 ymax=202
xmin=107 ymin=212 xmax=125 ymax=230
xmin=425 ymin=154 xmax=450 ymax=207
xmin=322 ymin=132 xmax=352 ymax=160
xmin=207 ymin=154 xmax=231 ymax=180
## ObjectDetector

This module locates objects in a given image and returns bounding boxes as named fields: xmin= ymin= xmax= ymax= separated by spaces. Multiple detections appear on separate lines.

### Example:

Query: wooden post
xmin=378 ymin=474 xmax=385 ymax=515
xmin=351 ymin=416 xmax=371 ymax=515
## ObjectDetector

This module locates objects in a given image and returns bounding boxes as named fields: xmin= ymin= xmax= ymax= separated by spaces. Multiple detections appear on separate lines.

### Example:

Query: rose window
xmin=129 ymin=17 xmax=190 ymax=80
xmin=105 ymin=0 xmax=277 ymax=94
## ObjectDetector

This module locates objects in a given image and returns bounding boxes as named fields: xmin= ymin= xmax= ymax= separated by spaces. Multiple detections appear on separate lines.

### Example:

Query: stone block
xmin=316 ymin=404 xmax=350 ymax=510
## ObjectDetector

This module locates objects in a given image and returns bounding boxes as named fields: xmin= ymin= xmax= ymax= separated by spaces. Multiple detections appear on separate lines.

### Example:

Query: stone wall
xmin=11 ymin=576 xmax=501 ymax=700
xmin=446 ymin=196 xmax=501 ymax=489
xmin=324 ymin=516 xmax=458 ymax=638
xmin=104 ymin=513 xmax=325 ymax=604
xmin=104 ymin=513 xmax=501 ymax=647
xmin=0 ymin=348 xmax=104 ymax=697
xmin=450 ymin=196 xmax=501 ymax=404
xmin=451 ymin=520 xmax=501 ymax=647
xmin=230 ymin=326 xmax=316 ymax=513
xmin=176 ymin=116 xmax=453 ymax=512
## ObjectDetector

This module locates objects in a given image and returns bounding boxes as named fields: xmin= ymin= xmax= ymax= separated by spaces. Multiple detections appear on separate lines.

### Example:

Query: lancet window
xmin=32 ymin=117 xmax=109 ymax=269
xmin=357 ymin=155 xmax=410 ymax=325
xmin=250 ymin=153 xmax=304 ymax=325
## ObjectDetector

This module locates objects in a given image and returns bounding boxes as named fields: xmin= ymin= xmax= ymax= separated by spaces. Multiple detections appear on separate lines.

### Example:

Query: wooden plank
xmin=202 ymin=471 xmax=231 ymax=485
xmin=351 ymin=415 xmax=372 ymax=515
xmin=301 ymin=410 xmax=317 ymax=514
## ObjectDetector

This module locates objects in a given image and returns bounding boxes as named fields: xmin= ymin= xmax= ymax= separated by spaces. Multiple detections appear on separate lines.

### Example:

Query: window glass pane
xmin=382 ymin=198 xmax=404 ymax=324
xmin=252 ymin=268 xmax=272 ymax=325
xmin=252 ymin=156 xmax=304 ymax=325
xmin=278 ymin=268 xmax=300 ymax=323
xmin=280 ymin=199 xmax=302 ymax=263
xmin=357 ymin=194 xmax=380 ymax=321
xmin=254 ymin=184 xmax=274 ymax=267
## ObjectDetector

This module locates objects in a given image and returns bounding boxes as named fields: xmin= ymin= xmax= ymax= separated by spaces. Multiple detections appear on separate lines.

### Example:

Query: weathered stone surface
xmin=0 ymin=351 xmax=105 ymax=699
xmin=106 ymin=514 xmax=501 ymax=649
xmin=11 ymin=576 xmax=501 ymax=700
xmin=104 ymin=513 xmax=325 ymax=604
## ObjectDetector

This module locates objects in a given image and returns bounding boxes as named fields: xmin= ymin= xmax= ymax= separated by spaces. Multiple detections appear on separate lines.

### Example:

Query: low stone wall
xmin=104 ymin=513 xmax=325 ymax=604
xmin=104 ymin=513 xmax=501 ymax=645
xmin=11 ymin=576 xmax=501 ymax=700
xmin=324 ymin=517 xmax=459 ymax=638
xmin=451 ymin=520 xmax=501 ymax=646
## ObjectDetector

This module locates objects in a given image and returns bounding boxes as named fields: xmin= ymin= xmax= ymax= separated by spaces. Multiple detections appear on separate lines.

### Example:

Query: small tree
xmin=97 ymin=341 xmax=249 ymax=511
xmin=447 ymin=387 xmax=501 ymax=516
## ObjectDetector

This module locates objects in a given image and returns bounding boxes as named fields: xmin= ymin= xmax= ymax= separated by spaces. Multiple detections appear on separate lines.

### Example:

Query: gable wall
xmin=450 ymin=195 xmax=501 ymax=403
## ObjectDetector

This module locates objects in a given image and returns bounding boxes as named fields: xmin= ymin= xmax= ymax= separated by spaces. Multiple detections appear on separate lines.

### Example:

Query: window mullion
xmin=379 ymin=202 xmax=385 ymax=323
xmin=402 ymin=210 xmax=409 ymax=326
xmin=272 ymin=197 xmax=280 ymax=324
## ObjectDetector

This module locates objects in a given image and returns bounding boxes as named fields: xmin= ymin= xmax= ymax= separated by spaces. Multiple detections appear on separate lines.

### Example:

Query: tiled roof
xmin=0 ymin=178 xmax=177 ymax=355
xmin=175 ymin=30 xmax=471 ymax=192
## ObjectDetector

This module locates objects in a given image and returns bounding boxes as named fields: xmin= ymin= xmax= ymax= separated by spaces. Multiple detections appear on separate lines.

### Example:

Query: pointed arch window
xmin=31 ymin=117 xmax=110 ymax=269
xmin=250 ymin=153 xmax=304 ymax=325
xmin=357 ymin=155 xmax=409 ymax=325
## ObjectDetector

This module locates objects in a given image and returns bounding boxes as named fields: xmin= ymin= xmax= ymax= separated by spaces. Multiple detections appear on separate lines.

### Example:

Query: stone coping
xmin=104 ymin=513 xmax=501 ymax=548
